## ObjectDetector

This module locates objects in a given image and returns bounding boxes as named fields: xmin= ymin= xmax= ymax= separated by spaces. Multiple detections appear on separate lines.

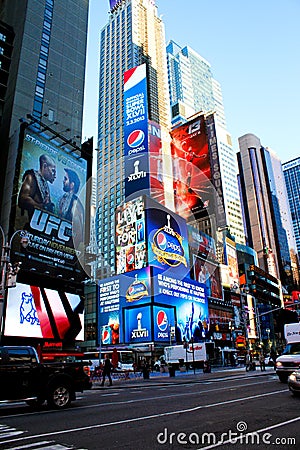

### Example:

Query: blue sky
xmin=82 ymin=0 xmax=300 ymax=164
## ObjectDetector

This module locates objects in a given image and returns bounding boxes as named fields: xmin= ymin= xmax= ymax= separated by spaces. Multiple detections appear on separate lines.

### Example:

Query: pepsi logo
xmin=102 ymin=329 xmax=110 ymax=344
xmin=127 ymin=253 xmax=135 ymax=265
xmin=157 ymin=310 xmax=168 ymax=332
xmin=156 ymin=232 xmax=167 ymax=250
xmin=127 ymin=130 xmax=145 ymax=148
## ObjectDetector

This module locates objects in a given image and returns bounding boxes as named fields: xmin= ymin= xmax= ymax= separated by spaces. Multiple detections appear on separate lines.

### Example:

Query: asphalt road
xmin=0 ymin=369 xmax=299 ymax=449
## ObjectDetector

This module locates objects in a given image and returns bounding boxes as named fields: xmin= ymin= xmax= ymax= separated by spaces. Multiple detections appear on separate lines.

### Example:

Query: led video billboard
xmin=170 ymin=115 xmax=212 ymax=220
xmin=115 ymin=196 xmax=147 ymax=274
xmin=145 ymin=196 xmax=189 ymax=276
xmin=98 ymin=267 xmax=152 ymax=345
xmin=124 ymin=64 xmax=150 ymax=198
xmin=12 ymin=130 xmax=87 ymax=282
xmin=4 ymin=283 xmax=84 ymax=342
xmin=152 ymin=267 xmax=209 ymax=343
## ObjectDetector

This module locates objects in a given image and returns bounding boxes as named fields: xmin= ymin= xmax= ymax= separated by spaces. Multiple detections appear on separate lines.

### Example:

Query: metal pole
xmin=0 ymin=227 xmax=28 ymax=343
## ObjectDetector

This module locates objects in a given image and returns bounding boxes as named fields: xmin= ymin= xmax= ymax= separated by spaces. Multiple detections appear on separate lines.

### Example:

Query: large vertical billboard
xmin=170 ymin=115 xmax=212 ymax=220
xmin=11 ymin=130 xmax=87 ymax=282
xmin=124 ymin=64 xmax=150 ymax=198
xmin=224 ymin=237 xmax=239 ymax=290
xmin=205 ymin=114 xmax=226 ymax=228
xmin=4 ymin=283 xmax=84 ymax=342
xmin=115 ymin=196 xmax=147 ymax=274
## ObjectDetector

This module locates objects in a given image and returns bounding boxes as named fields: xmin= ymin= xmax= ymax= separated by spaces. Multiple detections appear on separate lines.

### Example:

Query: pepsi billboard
xmin=124 ymin=64 xmax=150 ymax=198
xmin=153 ymin=305 xmax=176 ymax=342
xmin=145 ymin=196 xmax=189 ymax=275
xmin=152 ymin=267 xmax=209 ymax=343
xmin=123 ymin=305 xmax=152 ymax=343
xmin=98 ymin=267 xmax=152 ymax=345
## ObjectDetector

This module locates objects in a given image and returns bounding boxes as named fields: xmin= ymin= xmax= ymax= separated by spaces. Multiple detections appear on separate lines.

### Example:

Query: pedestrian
xmin=259 ymin=352 xmax=266 ymax=371
xmin=101 ymin=354 xmax=113 ymax=386
xmin=245 ymin=351 xmax=252 ymax=372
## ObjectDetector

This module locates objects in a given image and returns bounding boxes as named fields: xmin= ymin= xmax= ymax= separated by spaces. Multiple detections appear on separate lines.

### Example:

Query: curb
xmin=91 ymin=366 xmax=276 ymax=389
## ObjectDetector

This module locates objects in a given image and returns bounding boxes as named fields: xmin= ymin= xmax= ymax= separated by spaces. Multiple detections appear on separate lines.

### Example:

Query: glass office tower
xmin=166 ymin=41 xmax=245 ymax=245
xmin=238 ymin=133 xmax=296 ymax=290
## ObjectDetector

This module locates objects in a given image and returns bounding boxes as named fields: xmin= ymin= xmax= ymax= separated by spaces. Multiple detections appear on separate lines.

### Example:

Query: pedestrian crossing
xmin=0 ymin=424 xmax=85 ymax=449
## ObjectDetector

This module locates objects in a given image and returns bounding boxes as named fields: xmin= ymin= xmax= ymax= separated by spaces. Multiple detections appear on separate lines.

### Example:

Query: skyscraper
xmin=282 ymin=157 xmax=300 ymax=282
xmin=96 ymin=0 xmax=171 ymax=275
xmin=238 ymin=133 xmax=296 ymax=290
xmin=166 ymin=41 xmax=245 ymax=245
xmin=0 ymin=0 xmax=89 ymax=231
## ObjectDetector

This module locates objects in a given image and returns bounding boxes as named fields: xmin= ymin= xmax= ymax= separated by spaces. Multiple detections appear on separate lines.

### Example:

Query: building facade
xmin=0 ymin=0 xmax=89 ymax=232
xmin=282 ymin=157 xmax=300 ymax=283
xmin=237 ymin=133 xmax=295 ymax=291
xmin=96 ymin=0 xmax=171 ymax=276
xmin=166 ymin=41 xmax=245 ymax=245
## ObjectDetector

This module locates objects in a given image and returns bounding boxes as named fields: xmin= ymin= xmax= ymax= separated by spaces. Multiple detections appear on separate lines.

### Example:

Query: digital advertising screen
xmin=12 ymin=130 xmax=87 ymax=282
xmin=98 ymin=267 xmax=152 ymax=345
xmin=170 ymin=115 xmax=213 ymax=221
xmin=205 ymin=114 xmax=226 ymax=228
xmin=145 ymin=196 xmax=189 ymax=276
xmin=149 ymin=121 xmax=165 ymax=205
xmin=115 ymin=196 xmax=147 ymax=274
xmin=224 ymin=237 xmax=239 ymax=290
xmin=4 ymin=283 xmax=84 ymax=342
xmin=193 ymin=255 xmax=222 ymax=300
xmin=152 ymin=267 xmax=209 ymax=343
xmin=124 ymin=64 xmax=150 ymax=198
xmin=98 ymin=276 xmax=121 ymax=345
xmin=153 ymin=304 xmax=176 ymax=342
xmin=188 ymin=224 xmax=217 ymax=260
xmin=123 ymin=304 xmax=152 ymax=344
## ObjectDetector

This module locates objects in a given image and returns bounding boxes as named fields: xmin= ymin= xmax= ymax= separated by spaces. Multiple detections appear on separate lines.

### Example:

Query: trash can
xmin=169 ymin=365 xmax=175 ymax=377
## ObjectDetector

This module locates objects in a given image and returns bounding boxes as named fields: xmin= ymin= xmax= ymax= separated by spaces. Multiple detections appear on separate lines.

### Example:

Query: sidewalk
xmin=92 ymin=364 xmax=275 ymax=389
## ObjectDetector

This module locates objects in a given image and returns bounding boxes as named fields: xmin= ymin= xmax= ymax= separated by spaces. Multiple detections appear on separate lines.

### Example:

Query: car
xmin=288 ymin=368 xmax=300 ymax=396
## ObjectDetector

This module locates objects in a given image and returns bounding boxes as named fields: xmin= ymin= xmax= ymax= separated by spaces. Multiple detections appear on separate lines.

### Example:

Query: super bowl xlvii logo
xmin=126 ymin=274 xmax=149 ymax=302
xmin=128 ymin=160 xmax=147 ymax=182
xmin=131 ymin=312 xmax=149 ymax=339
xmin=157 ymin=310 xmax=169 ymax=339
xmin=127 ymin=130 xmax=146 ymax=156
xmin=152 ymin=214 xmax=187 ymax=268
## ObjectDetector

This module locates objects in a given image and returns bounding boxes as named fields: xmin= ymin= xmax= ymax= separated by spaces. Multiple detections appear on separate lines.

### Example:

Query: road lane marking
xmin=0 ymin=379 xmax=285 ymax=419
xmin=198 ymin=416 xmax=300 ymax=449
xmin=0 ymin=389 xmax=286 ymax=445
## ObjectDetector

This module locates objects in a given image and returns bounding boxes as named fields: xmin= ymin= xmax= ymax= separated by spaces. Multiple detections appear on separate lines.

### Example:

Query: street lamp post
xmin=0 ymin=226 xmax=29 ymax=341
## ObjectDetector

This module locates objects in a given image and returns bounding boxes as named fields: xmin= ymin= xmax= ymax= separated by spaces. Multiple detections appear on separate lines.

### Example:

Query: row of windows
xmin=32 ymin=2 xmax=53 ymax=120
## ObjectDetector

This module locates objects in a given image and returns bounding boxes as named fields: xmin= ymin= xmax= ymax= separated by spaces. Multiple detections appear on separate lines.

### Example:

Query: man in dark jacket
xmin=101 ymin=355 xmax=113 ymax=386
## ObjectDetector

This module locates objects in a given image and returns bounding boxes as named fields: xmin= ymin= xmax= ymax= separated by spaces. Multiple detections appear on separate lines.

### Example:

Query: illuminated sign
xmin=124 ymin=64 xmax=150 ymax=198
xmin=5 ymin=284 xmax=84 ymax=342
xmin=205 ymin=114 xmax=226 ymax=228
xmin=146 ymin=196 xmax=189 ymax=274
xmin=152 ymin=267 xmax=209 ymax=343
xmin=170 ymin=115 xmax=212 ymax=220
xmin=124 ymin=305 xmax=152 ymax=343
xmin=115 ymin=196 xmax=147 ymax=274
xmin=12 ymin=130 xmax=87 ymax=283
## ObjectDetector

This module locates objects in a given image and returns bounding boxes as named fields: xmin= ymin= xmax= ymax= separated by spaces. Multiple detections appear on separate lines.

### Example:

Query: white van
xmin=276 ymin=323 xmax=300 ymax=382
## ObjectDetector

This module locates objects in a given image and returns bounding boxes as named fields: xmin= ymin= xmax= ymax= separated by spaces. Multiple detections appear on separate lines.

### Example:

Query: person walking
xmin=245 ymin=351 xmax=252 ymax=372
xmin=259 ymin=352 xmax=266 ymax=371
xmin=101 ymin=354 xmax=113 ymax=386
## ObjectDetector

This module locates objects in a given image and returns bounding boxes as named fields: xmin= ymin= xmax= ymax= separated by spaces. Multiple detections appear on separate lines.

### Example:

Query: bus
xmin=83 ymin=349 xmax=136 ymax=371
